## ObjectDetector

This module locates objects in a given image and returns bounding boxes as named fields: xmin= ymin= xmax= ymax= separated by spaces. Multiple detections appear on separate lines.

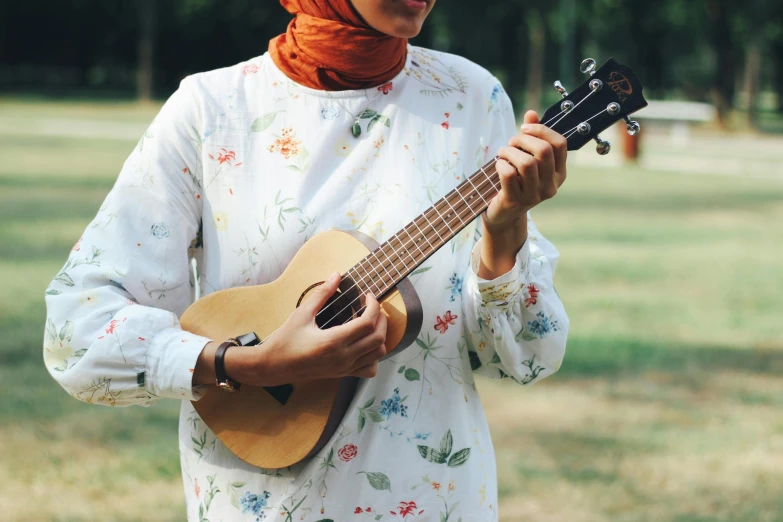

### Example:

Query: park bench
xmin=619 ymin=100 xmax=716 ymax=159
xmin=637 ymin=100 xmax=716 ymax=142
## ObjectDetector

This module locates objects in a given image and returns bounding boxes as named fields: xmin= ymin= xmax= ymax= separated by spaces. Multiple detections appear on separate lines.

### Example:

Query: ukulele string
xmin=254 ymin=161 xmax=503 ymax=358
xmin=259 ymin=95 xmax=602 ymax=344
xmin=313 ymin=158 xmax=502 ymax=327
xmin=320 ymin=94 xmax=583 ymax=330
xmin=545 ymin=88 xmax=597 ymax=132
xmin=320 ymin=163 xmax=503 ymax=329
xmin=541 ymin=106 xmax=569 ymax=128
xmin=561 ymin=107 xmax=610 ymax=141
xmin=334 ymin=166 xmax=505 ymax=328
xmin=318 ymin=167 xmax=503 ymax=329
xmin=319 ymin=95 xmax=591 ymax=330
xmin=253 ymin=155 xmax=491 ymax=351
xmin=319 ymin=162 xmax=505 ymax=330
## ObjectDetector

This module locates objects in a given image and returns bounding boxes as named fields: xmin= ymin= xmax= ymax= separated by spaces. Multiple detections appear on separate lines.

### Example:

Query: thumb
xmin=303 ymin=271 xmax=341 ymax=316
xmin=523 ymin=110 xmax=540 ymax=125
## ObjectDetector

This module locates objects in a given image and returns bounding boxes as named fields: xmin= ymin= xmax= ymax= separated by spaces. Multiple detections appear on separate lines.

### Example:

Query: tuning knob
xmin=580 ymin=58 xmax=597 ymax=76
xmin=623 ymin=117 xmax=641 ymax=136
xmin=594 ymin=136 xmax=611 ymax=155
xmin=553 ymin=80 xmax=569 ymax=98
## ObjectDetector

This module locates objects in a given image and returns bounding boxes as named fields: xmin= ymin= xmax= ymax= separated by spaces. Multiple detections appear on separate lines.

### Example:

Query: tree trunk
xmin=524 ymin=9 xmax=545 ymax=112
xmin=137 ymin=0 xmax=155 ymax=101
xmin=743 ymin=41 xmax=762 ymax=129
xmin=773 ymin=42 xmax=783 ymax=115
xmin=706 ymin=0 xmax=735 ymax=129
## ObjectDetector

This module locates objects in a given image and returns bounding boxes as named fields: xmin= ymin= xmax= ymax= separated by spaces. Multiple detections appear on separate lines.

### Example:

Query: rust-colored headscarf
xmin=269 ymin=0 xmax=408 ymax=91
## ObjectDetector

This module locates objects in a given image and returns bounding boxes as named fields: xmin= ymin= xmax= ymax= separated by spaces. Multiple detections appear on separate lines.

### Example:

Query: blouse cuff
xmin=146 ymin=327 xmax=212 ymax=401
xmin=469 ymin=237 xmax=531 ymax=311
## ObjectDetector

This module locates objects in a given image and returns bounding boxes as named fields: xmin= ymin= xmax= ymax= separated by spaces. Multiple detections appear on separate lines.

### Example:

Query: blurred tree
xmin=735 ymin=0 xmax=783 ymax=126
xmin=706 ymin=0 xmax=737 ymax=128
xmin=524 ymin=7 xmax=546 ymax=112
xmin=775 ymin=41 xmax=783 ymax=114
xmin=0 ymin=0 xmax=780 ymax=127
xmin=137 ymin=0 xmax=156 ymax=101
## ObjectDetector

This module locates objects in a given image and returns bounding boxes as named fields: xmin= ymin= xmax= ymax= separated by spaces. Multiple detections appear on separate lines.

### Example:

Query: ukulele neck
xmin=344 ymin=57 xmax=649 ymax=300
xmin=343 ymin=156 xmax=505 ymax=300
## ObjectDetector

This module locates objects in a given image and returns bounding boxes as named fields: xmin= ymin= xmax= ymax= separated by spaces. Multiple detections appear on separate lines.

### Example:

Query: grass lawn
xmin=1 ymin=98 xmax=782 ymax=521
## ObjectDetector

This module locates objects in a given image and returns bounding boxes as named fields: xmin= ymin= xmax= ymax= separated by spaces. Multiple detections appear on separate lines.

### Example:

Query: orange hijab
xmin=269 ymin=0 xmax=408 ymax=91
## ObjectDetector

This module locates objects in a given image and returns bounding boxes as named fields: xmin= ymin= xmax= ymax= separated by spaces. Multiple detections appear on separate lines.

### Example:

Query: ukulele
xmin=180 ymin=58 xmax=648 ymax=469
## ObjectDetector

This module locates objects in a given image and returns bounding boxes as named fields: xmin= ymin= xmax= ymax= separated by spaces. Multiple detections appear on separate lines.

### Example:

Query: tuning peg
xmin=580 ymin=58 xmax=597 ymax=76
xmin=594 ymin=135 xmax=611 ymax=155
xmin=553 ymin=80 xmax=569 ymax=98
xmin=623 ymin=116 xmax=641 ymax=135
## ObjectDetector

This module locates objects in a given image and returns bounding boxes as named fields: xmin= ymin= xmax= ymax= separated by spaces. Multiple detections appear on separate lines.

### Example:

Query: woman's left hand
xmin=475 ymin=110 xmax=568 ymax=279
xmin=482 ymin=110 xmax=568 ymax=235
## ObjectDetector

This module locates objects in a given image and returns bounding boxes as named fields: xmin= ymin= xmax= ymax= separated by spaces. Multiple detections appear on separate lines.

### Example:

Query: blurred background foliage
xmin=1 ymin=0 xmax=783 ymax=128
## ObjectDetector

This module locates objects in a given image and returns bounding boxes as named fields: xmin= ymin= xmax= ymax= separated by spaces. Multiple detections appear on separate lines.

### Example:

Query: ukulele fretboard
xmin=343 ymin=157 xmax=503 ymax=300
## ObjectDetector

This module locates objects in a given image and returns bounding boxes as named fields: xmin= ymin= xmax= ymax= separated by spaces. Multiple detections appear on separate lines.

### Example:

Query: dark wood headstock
xmin=541 ymin=58 xmax=648 ymax=153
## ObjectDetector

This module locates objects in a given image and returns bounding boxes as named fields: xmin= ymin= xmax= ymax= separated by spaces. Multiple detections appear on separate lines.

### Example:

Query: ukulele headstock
xmin=541 ymin=57 xmax=648 ymax=154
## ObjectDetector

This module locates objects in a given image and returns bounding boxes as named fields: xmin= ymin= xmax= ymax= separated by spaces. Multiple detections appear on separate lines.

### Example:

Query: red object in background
xmin=621 ymin=122 xmax=640 ymax=161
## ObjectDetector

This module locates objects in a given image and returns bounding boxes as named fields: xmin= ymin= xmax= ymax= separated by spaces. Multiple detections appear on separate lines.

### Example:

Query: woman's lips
xmin=400 ymin=0 xmax=428 ymax=10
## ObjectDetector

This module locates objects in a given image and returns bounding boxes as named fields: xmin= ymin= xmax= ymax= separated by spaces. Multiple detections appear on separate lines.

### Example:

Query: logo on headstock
xmin=607 ymin=71 xmax=633 ymax=103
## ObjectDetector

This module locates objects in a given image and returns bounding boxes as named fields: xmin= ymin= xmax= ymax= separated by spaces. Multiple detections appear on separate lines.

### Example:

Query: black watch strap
xmin=214 ymin=332 xmax=261 ymax=392
xmin=214 ymin=339 xmax=242 ymax=392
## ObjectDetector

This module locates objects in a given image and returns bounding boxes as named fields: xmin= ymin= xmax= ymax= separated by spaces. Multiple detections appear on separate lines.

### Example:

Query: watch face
xmin=237 ymin=332 xmax=260 ymax=346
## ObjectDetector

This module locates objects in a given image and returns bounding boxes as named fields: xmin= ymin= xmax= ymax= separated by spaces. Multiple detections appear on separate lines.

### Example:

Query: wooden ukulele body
xmin=179 ymin=229 xmax=422 ymax=469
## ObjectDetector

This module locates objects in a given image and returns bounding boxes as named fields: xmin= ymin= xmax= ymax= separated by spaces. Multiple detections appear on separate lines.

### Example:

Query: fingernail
xmin=328 ymin=272 xmax=339 ymax=283
xmin=521 ymin=124 xmax=533 ymax=132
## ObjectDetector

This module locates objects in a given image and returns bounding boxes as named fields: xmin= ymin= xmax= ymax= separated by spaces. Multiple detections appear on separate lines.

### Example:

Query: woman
xmin=44 ymin=0 xmax=569 ymax=519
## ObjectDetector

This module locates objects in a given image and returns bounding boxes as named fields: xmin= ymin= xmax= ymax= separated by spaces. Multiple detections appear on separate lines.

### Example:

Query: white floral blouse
xmin=44 ymin=46 xmax=568 ymax=521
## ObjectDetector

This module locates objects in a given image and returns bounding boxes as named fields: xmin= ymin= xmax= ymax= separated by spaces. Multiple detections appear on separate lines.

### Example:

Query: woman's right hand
xmin=200 ymin=271 xmax=388 ymax=387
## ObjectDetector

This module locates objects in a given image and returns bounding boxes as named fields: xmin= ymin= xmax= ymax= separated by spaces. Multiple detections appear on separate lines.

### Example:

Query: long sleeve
xmin=458 ymin=76 xmax=569 ymax=385
xmin=461 ymin=215 xmax=569 ymax=384
xmin=43 ymin=77 xmax=212 ymax=407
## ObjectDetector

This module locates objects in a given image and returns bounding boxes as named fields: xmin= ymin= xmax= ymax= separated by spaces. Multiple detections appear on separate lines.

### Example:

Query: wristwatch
xmin=214 ymin=332 xmax=260 ymax=392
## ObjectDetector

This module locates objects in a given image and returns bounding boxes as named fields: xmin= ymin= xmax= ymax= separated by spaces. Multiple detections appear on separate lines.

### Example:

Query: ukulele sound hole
xmin=264 ymin=278 xmax=358 ymax=407
xmin=312 ymin=276 xmax=362 ymax=330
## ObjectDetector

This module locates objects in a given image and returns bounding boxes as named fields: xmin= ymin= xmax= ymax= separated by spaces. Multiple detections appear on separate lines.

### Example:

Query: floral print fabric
xmin=44 ymin=46 xmax=568 ymax=521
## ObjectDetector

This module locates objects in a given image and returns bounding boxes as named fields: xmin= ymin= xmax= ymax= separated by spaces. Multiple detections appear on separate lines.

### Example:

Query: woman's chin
xmin=385 ymin=18 xmax=426 ymax=38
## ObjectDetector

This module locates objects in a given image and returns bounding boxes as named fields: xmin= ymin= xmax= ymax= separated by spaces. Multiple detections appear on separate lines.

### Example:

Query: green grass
xmin=1 ymin=98 xmax=783 ymax=521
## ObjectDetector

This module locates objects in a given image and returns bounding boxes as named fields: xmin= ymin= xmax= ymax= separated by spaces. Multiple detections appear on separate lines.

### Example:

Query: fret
xmin=402 ymin=226 xmax=426 ymax=258
xmin=461 ymin=181 xmax=485 ymax=219
xmin=434 ymin=199 xmax=458 ymax=231
xmin=487 ymin=162 xmax=502 ymax=191
xmin=437 ymin=196 xmax=464 ymax=229
xmin=487 ymin=175 xmax=500 ymax=191
xmin=346 ymin=266 xmax=372 ymax=297
xmin=419 ymin=208 xmax=446 ymax=244
xmin=410 ymin=217 xmax=437 ymax=253
xmin=352 ymin=263 xmax=378 ymax=296
xmin=377 ymin=245 xmax=403 ymax=278
xmin=389 ymin=231 xmax=418 ymax=270
xmin=428 ymin=203 xmax=454 ymax=236
xmin=465 ymin=174 xmax=489 ymax=205
xmin=370 ymin=249 xmax=396 ymax=290
xmin=479 ymin=164 xmax=501 ymax=193
xmin=352 ymin=260 xmax=382 ymax=295
xmin=384 ymin=233 xmax=413 ymax=272
xmin=451 ymin=186 xmax=474 ymax=225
